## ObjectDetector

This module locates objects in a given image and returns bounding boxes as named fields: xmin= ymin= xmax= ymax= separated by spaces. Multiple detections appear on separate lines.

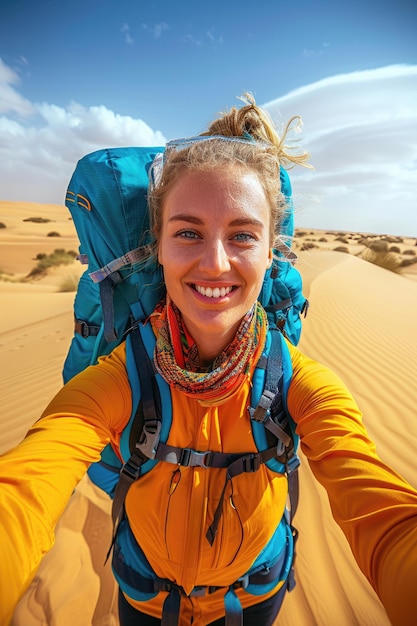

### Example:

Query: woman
xmin=1 ymin=95 xmax=417 ymax=626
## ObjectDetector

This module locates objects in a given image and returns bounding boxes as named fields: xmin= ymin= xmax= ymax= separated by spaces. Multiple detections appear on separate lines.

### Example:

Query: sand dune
xmin=1 ymin=200 xmax=416 ymax=625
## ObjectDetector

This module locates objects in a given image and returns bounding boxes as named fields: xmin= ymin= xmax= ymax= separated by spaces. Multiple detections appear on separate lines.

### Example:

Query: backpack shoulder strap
xmin=250 ymin=330 xmax=292 ymax=449
xmin=111 ymin=324 xmax=161 ymax=530
xmin=249 ymin=329 xmax=300 ymax=522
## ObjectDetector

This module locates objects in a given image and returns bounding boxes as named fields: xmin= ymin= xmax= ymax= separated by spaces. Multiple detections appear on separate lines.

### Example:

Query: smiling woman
xmin=157 ymin=167 xmax=272 ymax=363
xmin=1 ymin=93 xmax=417 ymax=626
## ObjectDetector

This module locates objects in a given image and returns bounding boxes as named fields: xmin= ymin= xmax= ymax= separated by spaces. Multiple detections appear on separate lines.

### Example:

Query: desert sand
xmin=1 ymin=199 xmax=417 ymax=626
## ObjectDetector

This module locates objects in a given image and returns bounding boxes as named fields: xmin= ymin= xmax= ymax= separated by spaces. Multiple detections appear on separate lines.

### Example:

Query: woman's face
xmin=158 ymin=165 xmax=272 ymax=363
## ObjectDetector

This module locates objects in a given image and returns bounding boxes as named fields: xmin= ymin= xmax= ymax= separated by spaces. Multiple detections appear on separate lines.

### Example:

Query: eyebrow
xmin=167 ymin=213 xmax=265 ymax=228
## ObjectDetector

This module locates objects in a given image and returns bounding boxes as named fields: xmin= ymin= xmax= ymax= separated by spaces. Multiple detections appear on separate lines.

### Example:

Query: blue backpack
xmin=63 ymin=146 xmax=307 ymax=378
xmin=63 ymin=146 xmax=308 ymax=623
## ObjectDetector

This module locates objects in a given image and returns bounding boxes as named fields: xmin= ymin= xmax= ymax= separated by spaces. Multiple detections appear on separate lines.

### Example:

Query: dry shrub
xmin=367 ymin=240 xmax=389 ymax=253
xmin=0 ymin=271 xmax=14 ymax=283
xmin=400 ymin=257 xmax=417 ymax=268
xmin=58 ymin=274 xmax=80 ymax=292
xmin=360 ymin=247 xmax=401 ymax=273
xmin=381 ymin=235 xmax=404 ymax=244
xmin=300 ymin=242 xmax=318 ymax=251
xmin=26 ymin=249 xmax=78 ymax=280
xmin=334 ymin=246 xmax=350 ymax=254
xmin=23 ymin=216 xmax=51 ymax=223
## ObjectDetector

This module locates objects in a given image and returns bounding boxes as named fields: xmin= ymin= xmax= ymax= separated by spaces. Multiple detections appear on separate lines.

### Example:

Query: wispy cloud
xmin=0 ymin=58 xmax=166 ymax=204
xmin=183 ymin=29 xmax=223 ymax=48
xmin=264 ymin=65 xmax=417 ymax=235
xmin=142 ymin=22 xmax=169 ymax=39
xmin=121 ymin=23 xmax=133 ymax=45
xmin=206 ymin=29 xmax=223 ymax=47
xmin=302 ymin=42 xmax=330 ymax=58
xmin=184 ymin=33 xmax=203 ymax=46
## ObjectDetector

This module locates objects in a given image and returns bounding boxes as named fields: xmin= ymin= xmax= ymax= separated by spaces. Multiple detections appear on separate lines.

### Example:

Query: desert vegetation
xmin=25 ymin=249 xmax=78 ymax=280
xmin=23 ymin=216 xmax=52 ymax=224
xmin=293 ymin=229 xmax=417 ymax=275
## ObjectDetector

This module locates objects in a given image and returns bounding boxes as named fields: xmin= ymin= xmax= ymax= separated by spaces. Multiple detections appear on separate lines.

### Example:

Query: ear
xmin=267 ymin=248 xmax=273 ymax=269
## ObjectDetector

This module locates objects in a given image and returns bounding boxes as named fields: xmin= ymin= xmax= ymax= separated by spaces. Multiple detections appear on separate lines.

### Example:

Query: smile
xmin=194 ymin=285 xmax=234 ymax=298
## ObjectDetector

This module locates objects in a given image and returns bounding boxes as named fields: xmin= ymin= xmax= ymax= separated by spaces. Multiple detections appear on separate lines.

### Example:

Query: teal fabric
xmin=63 ymin=147 xmax=166 ymax=382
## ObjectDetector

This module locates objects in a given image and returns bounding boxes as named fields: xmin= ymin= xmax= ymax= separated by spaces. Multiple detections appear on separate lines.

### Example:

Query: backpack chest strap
xmin=155 ymin=442 xmax=253 ymax=468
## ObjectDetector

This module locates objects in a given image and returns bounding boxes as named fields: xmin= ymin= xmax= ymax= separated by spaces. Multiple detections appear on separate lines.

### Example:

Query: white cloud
xmin=0 ymin=59 xmax=416 ymax=237
xmin=0 ymin=59 xmax=166 ymax=205
xmin=0 ymin=58 xmax=35 ymax=116
xmin=263 ymin=65 xmax=417 ymax=235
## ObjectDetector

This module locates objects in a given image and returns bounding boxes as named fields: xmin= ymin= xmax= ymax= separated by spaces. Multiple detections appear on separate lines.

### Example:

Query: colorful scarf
xmin=152 ymin=298 xmax=268 ymax=402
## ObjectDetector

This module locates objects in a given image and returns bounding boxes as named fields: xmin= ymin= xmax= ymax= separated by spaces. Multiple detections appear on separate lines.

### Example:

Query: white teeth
xmin=195 ymin=285 xmax=233 ymax=298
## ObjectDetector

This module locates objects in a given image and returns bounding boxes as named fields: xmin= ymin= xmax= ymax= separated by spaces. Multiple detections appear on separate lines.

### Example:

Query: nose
xmin=199 ymin=239 xmax=231 ymax=275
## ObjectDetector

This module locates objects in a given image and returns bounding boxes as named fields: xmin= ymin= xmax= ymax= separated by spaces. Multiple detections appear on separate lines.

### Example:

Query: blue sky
xmin=0 ymin=0 xmax=416 ymax=235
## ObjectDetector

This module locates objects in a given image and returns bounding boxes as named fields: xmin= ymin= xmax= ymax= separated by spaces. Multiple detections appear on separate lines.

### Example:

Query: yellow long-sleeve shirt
xmin=0 ymin=339 xmax=416 ymax=625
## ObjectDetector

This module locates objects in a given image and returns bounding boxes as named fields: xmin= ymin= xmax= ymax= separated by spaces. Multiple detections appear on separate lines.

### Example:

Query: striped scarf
xmin=152 ymin=298 xmax=268 ymax=402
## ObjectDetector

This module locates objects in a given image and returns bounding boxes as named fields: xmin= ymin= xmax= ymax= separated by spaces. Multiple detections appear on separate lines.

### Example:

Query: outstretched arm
xmin=0 ymin=343 xmax=131 ymax=625
xmin=287 ymin=341 xmax=417 ymax=626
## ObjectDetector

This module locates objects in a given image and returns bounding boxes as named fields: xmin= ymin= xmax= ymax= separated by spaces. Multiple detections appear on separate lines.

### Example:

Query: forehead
xmin=164 ymin=165 xmax=269 ymax=215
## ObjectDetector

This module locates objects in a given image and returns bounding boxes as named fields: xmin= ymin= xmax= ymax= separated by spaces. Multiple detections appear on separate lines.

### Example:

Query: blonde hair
xmin=148 ymin=92 xmax=310 ymax=255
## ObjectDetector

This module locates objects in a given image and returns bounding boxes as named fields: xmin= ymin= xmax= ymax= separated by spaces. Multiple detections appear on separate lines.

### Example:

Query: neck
xmin=185 ymin=324 xmax=240 ymax=366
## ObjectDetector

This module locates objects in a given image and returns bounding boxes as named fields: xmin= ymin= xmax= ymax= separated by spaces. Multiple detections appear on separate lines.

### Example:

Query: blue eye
xmin=233 ymin=232 xmax=256 ymax=242
xmin=177 ymin=230 xmax=199 ymax=239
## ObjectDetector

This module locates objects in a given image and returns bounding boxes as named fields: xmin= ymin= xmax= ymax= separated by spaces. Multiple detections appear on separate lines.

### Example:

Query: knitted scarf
xmin=152 ymin=298 xmax=268 ymax=402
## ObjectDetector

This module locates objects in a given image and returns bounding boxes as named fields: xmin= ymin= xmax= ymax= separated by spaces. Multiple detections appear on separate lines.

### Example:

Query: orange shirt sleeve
xmin=0 ymin=342 xmax=131 ymax=625
xmin=286 ymin=340 xmax=417 ymax=626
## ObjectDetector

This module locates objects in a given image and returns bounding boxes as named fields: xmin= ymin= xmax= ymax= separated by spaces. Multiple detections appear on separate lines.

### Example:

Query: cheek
xmin=246 ymin=251 xmax=271 ymax=290
xmin=157 ymin=231 xmax=167 ymax=265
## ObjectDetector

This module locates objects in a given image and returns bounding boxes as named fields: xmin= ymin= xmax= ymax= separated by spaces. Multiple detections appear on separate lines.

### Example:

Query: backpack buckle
xmin=121 ymin=457 xmax=142 ymax=482
xmin=233 ymin=574 xmax=249 ymax=590
xmin=189 ymin=586 xmax=207 ymax=597
xmin=179 ymin=449 xmax=213 ymax=468
xmin=243 ymin=453 xmax=261 ymax=473
xmin=75 ymin=318 xmax=100 ymax=338
xmin=286 ymin=454 xmax=300 ymax=475
xmin=136 ymin=420 xmax=161 ymax=460
xmin=250 ymin=389 xmax=275 ymax=424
